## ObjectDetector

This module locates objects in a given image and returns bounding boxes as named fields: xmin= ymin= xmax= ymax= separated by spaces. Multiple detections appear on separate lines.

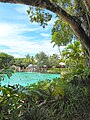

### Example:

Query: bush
xmin=0 ymin=77 xmax=90 ymax=120
xmin=0 ymin=66 xmax=90 ymax=120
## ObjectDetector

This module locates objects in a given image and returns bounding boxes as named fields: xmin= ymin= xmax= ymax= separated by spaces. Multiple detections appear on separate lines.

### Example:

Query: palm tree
xmin=62 ymin=41 xmax=85 ymax=68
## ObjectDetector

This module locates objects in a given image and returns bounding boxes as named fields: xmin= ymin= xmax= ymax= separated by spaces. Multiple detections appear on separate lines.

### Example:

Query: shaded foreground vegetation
xmin=0 ymin=67 xmax=90 ymax=120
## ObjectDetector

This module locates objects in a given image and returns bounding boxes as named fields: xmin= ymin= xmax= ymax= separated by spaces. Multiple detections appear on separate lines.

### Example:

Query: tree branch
xmin=84 ymin=0 xmax=90 ymax=12
xmin=0 ymin=0 xmax=90 ymax=53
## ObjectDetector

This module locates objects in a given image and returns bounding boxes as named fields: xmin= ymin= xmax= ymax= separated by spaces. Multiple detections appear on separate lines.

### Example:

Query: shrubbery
xmin=0 ymin=67 xmax=90 ymax=120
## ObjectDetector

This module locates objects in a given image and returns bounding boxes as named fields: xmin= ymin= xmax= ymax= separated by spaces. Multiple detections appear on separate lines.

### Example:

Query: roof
xmin=59 ymin=62 xmax=65 ymax=65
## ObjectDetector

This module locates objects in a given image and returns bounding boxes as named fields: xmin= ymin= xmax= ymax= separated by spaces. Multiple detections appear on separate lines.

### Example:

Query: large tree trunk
xmin=83 ymin=44 xmax=90 ymax=68
xmin=0 ymin=0 xmax=90 ymax=67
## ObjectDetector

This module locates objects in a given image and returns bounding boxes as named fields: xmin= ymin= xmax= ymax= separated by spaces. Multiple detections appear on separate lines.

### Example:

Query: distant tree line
xmin=0 ymin=52 xmax=61 ymax=70
xmin=0 ymin=41 xmax=85 ymax=72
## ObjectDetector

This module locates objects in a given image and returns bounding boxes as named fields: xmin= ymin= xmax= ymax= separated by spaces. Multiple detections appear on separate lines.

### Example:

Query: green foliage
xmin=51 ymin=19 xmax=73 ymax=46
xmin=51 ymin=19 xmax=73 ymax=56
xmin=0 ymin=67 xmax=14 ymax=87
xmin=35 ymin=51 xmax=50 ymax=69
xmin=0 ymin=66 xmax=90 ymax=120
xmin=0 ymin=77 xmax=90 ymax=120
xmin=26 ymin=0 xmax=82 ymax=28
xmin=27 ymin=7 xmax=52 ymax=28
xmin=0 ymin=52 xmax=14 ymax=69
xmin=47 ymin=68 xmax=60 ymax=74
xmin=14 ymin=55 xmax=36 ymax=68
xmin=62 ymin=40 xmax=85 ymax=69
xmin=49 ymin=54 xmax=59 ymax=67
xmin=26 ymin=0 xmax=90 ymax=67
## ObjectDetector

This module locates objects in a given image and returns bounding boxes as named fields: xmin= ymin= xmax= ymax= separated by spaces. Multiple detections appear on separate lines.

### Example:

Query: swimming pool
xmin=1 ymin=72 xmax=60 ymax=86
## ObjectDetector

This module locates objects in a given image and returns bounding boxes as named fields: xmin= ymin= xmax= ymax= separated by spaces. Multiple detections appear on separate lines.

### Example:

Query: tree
xmin=25 ymin=54 xmax=32 ymax=66
xmin=35 ymin=51 xmax=49 ymax=69
xmin=14 ymin=58 xmax=23 ymax=67
xmin=0 ymin=0 xmax=90 ymax=67
xmin=31 ymin=56 xmax=36 ymax=65
xmin=49 ymin=54 xmax=59 ymax=67
xmin=0 ymin=52 xmax=14 ymax=69
xmin=25 ymin=54 xmax=30 ymax=59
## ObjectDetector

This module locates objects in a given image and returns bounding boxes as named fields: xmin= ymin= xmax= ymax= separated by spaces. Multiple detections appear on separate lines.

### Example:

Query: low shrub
xmin=0 ymin=67 xmax=90 ymax=120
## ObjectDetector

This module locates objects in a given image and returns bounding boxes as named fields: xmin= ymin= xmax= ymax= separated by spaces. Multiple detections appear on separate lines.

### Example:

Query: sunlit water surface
xmin=1 ymin=72 xmax=60 ymax=86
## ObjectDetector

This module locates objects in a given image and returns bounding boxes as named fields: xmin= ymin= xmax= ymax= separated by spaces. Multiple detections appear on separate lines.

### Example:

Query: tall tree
xmin=35 ymin=51 xmax=49 ymax=68
xmin=49 ymin=54 xmax=59 ymax=67
xmin=0 ymin=0 xmax=90 ymax=67
xmin=25 ymin=54 xmax=30 ymax=59
xmin=0 ymin=52 xmax=14 ymax=69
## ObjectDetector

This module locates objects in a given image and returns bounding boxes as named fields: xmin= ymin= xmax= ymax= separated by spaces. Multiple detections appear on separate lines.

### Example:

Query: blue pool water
xmin=1 ymin=72 xmax=60 ymax=86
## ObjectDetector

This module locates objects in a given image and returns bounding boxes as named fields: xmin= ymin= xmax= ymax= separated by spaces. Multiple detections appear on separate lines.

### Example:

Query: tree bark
xmin=84 ymin=0 xmax=90 ymax=12
xmin=0 ymin=0 xmax=90 ymax=67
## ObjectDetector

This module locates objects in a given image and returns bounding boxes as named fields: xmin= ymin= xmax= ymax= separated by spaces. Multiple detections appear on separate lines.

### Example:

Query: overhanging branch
xmin=0 ymin=0 xmax=90 ymax=53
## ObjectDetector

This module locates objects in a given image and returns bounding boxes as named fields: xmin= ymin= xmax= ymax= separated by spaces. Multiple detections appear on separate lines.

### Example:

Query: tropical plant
xmin=0 ymin=78 xmax=90 ymax=120
xmin=62 ymin=40 xmax=85 ymax=68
